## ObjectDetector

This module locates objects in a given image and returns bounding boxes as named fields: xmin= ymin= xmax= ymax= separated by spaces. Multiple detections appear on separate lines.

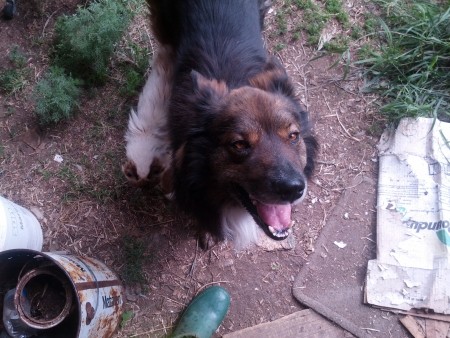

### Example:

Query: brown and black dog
xmin=146 ymin=0 xmax=318 ymax=248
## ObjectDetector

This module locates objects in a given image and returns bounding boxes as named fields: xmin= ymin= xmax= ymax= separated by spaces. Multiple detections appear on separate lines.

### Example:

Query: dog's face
xmin=213 ymin=87 xmax=308 ymax=238
xmin=179 ymin=59 xmax=316 ymax=240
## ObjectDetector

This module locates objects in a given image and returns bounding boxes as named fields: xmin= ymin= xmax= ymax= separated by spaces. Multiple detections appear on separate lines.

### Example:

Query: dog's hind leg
xmin=122 ymin=44 xmax=174 ymax=186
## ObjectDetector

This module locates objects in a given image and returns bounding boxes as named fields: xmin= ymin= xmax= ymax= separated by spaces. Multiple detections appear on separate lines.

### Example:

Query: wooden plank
xmin=223 ymin=309 xmax=351 ymax=338
xmin=425 ymin=318 xmax=450 ymax=338
xmin=398 ymin=311 xmax=450 ymax=323
xmin=399 ymin=315 xmax=425 ymax=338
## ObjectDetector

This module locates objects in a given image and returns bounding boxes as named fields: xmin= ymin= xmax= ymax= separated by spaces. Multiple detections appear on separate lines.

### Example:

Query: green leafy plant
xmin=120 ymin=311 xmax=134 ymax=328
xmin=34 ymin=66 xmax=82 ymax=125
xmin=53 ymin=0 xmax=133 ymax=85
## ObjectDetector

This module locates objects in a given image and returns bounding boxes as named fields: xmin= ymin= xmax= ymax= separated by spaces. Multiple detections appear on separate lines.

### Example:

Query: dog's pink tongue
xmin=256 ymin=203 xmax=292 ymax=231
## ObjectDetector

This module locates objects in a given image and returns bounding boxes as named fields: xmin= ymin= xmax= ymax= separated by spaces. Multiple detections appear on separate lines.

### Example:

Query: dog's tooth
xmin=288 ymin=228 xmax=293 ymax=234
xmin=268 ymin=225 xmax=276 ymax=234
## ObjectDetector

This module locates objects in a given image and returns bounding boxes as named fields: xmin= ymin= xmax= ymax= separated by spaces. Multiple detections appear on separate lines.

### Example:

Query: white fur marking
xmin=221 ymin=205 xmax=259 ymax=249
xmin=124 ymin=45 xmax=174 ymax=181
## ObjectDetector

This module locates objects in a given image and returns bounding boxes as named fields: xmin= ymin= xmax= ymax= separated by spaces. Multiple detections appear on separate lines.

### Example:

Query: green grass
xmin=0 ymin=69 xmax=28 ymax=94
xmin=271 ymin=0 xmax=353 ymax=54
xmin=276 ymin=9 xmax=289 ymax=36
xmin=118 ymin=41 xmax=150 ymax=97
xmin=9 ymin=46 xmax=27 ymax=68
xmin=323 ymin=35 xmax=349 ymax=53
xmin=34 ymin=66 xmax=82 ymax=125
xmin=357 ymin=0 xmax=450 ymax=122
xmin=274 ymin=43 xmax=286 ymax=52
xmin=0 ymin=46 xmax=30 ymax=94
xmin=298 ymin=2 xmax=328 ymax=45
xmin=54 ymin=161 xmax=117 ymax=203
xmin=121 ymin=235 xmax=148 ymax=285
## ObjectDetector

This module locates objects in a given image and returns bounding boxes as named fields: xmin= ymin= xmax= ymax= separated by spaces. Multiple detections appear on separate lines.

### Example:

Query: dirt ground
xmin=0 ymin=1 xmax=383 ymax=337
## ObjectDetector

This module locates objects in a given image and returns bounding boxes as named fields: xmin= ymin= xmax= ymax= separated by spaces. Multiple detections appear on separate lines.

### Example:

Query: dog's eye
xmin=231 ymin=140 xmax=250 ymax=151
xmin=288 ymin=131 xmax=300 ymax=143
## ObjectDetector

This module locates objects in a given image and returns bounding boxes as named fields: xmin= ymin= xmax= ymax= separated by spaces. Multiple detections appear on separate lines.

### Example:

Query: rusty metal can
xmin=45 ymin=252 xmax=124 ymax=338
xmin=0 ymin=249 xmax=124 ymax=338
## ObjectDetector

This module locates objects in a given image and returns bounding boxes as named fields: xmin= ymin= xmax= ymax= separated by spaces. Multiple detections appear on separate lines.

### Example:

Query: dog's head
xmin=175 ymin=57 xmax=317 ymax=240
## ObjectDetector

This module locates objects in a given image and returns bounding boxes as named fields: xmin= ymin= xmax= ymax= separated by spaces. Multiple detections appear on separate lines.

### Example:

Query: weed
xmin=276 ymin=9 xmax=288 ymax=36
xmin=39 ymin=169 xmax=53 ymax=181
xmin=0 ymin=46 xmax=29 ymax=94
xmin=367 ymin=120 xmax=385 ymax=137
xmin=9 ymin=46 xmax=27 ymax=68
xmin=275 ymin=43 xmax=286 ymax=52
xmin=292 ymin=30 xmax=302 ymax=41
xmin=357 ymin=44 xmax=374 ymax=60
xmin=351 ymin=26 xmax=363 ymax=40
xmin=325 ymin=0 xmax=342 ymax=15
xmin=324 ymin=36 xmax=349 ymax=53
xmin=121 ymin=235 xmax=148 ymax=285
xmin=53 ymin=0 xmax=133 ymax=85
xmin=357 ymin=1 xmax=450 ymax=122
xmin=337 ymin=12 xmax=349 ymax=27
xmin=57 ymin=165 xmax=78 ymax=182
xmin=325 ymin=0 xmax=349 ymax=24
xmin=0 ymin=69 xmax=28 ymax=94
xmin=118 ymin=42 xmax=150 ymax=97
xmin=127 ymin=42 xmax=150 ymax=75
xmin=363 ymin=13 xmax=379 ymax=33
xmin=34 ymin=66 xmax=82 ymax=125
xmin=294 ymin=0 xmax=314 ymax=10
xmin=120 ymin=311 xmax=134 ymax=328
xmin=302 ymin=7 xmax=327 ymax=45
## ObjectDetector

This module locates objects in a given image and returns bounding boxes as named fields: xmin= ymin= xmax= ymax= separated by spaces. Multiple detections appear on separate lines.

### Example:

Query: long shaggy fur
xmin=146 ymin=0 xmax=318 ymax=249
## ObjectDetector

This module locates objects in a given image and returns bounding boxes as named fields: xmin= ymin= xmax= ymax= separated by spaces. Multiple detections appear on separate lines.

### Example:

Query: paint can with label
xmin=0 ymin=196 xmax=43 ymax=252
xmin=0 ymin=249 xmax=124 ymax=338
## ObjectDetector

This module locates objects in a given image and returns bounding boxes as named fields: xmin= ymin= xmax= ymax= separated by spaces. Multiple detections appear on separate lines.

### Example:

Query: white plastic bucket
xmin=0 ymin=195 xmax=43 ymax=251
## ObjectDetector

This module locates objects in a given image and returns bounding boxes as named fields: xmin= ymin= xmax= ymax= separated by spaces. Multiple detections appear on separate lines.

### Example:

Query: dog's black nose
xmin=273 ymin=177 xmax=305 ymax=202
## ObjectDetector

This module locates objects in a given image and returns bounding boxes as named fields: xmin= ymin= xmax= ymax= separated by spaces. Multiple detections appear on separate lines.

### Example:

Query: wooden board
xmin=223 ymin=309 xmax=353 ymax=338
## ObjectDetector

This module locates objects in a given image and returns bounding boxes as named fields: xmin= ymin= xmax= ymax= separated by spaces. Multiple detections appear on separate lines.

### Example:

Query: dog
xmin=122 ymin=44 xmax=174 ymax=191
xmin=144 ymin=0 xmax=318 ymax=248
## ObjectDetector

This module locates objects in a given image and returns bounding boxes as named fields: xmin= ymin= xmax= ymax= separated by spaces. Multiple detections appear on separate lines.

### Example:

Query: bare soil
xmin=0 ymin=1 xmax=383 ymax=337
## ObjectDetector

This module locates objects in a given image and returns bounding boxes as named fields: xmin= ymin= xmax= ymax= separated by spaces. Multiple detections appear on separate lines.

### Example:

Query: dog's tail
xmin=146 ymin=0 xmax=273 ymax=44
xmin=145 ymin=0 xmax=180 ymax=46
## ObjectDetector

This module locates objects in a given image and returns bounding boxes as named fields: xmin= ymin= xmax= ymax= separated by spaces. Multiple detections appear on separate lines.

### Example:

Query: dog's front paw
xmin=199 ymin=232 xmax=220 ymax=251
xmin=122 ymin=160 xmax=140 ymax=184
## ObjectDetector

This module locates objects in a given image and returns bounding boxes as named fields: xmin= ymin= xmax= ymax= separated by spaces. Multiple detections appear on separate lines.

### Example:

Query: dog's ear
xmin=249 ymin=56 xmax=294 ymax=97
xmin=191 ymin=70 xmax=229 ymax=100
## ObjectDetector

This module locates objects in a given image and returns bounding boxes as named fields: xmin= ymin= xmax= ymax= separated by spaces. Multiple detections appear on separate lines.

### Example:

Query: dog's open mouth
xmin=253 ymin=200 xmax=293 ymax=238
xmin=234 ymin=186 xmax=294 ymax=240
